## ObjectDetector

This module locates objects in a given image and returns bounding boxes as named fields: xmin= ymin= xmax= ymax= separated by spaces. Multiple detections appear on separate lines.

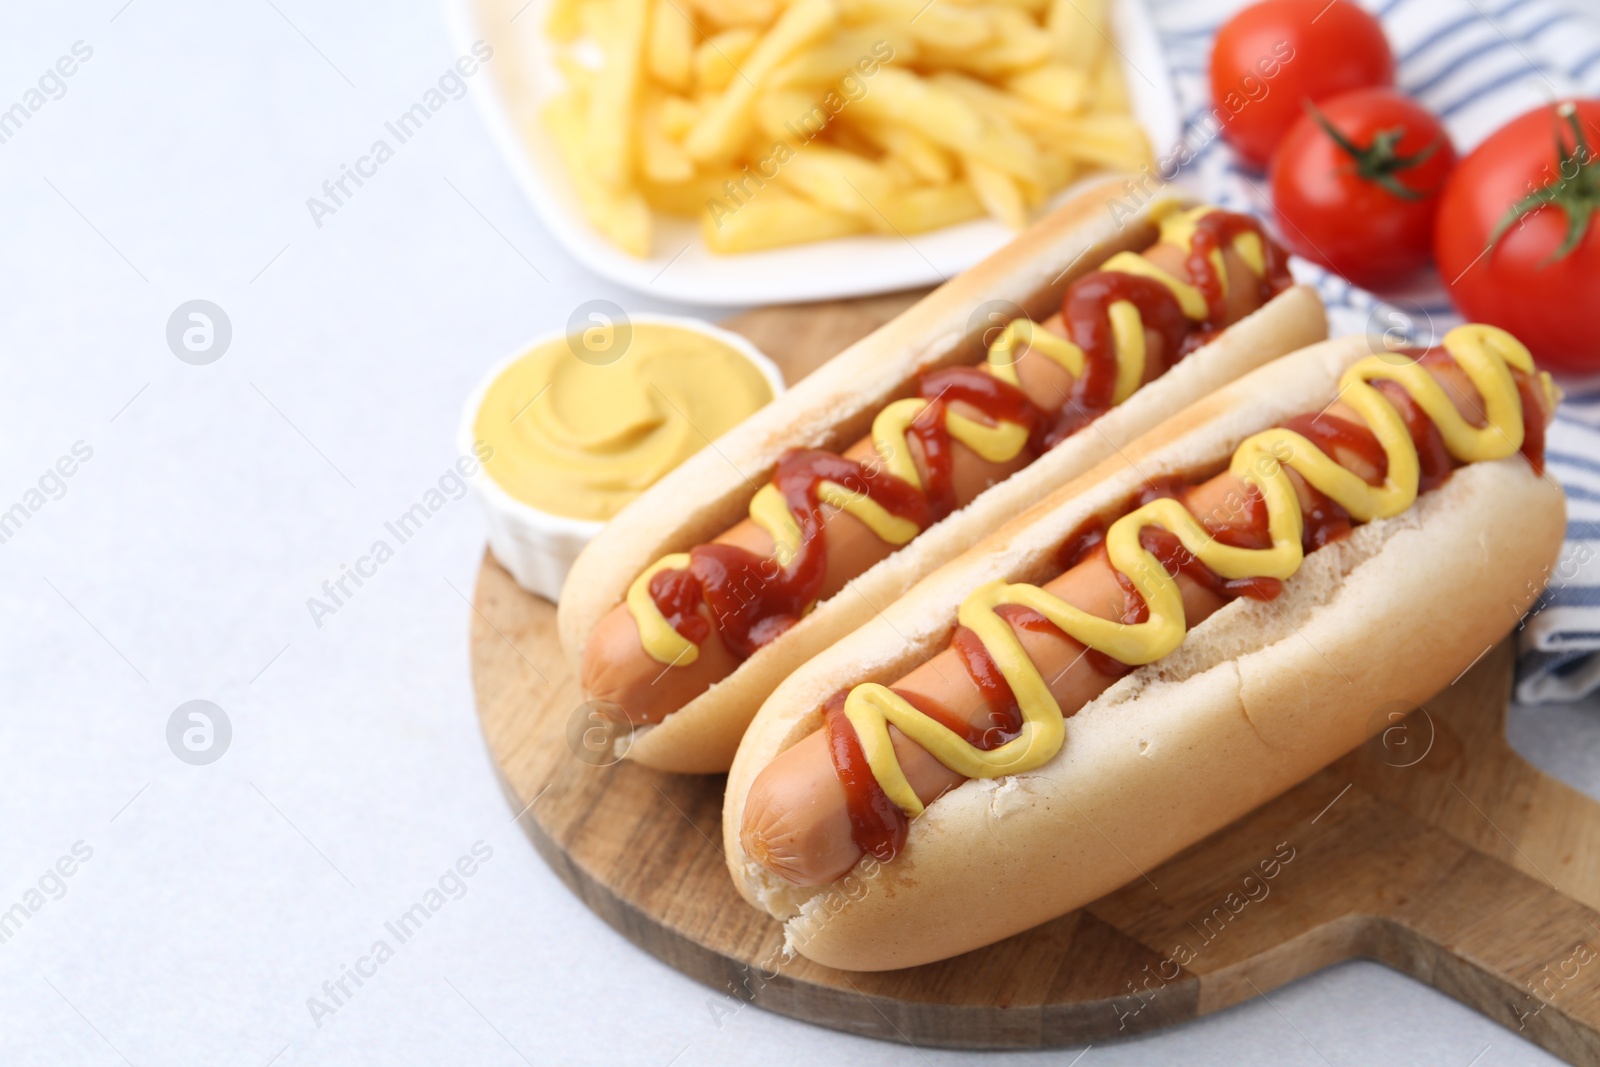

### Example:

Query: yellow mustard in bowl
xmin=473 ymin=320 xmax=776 ymax=522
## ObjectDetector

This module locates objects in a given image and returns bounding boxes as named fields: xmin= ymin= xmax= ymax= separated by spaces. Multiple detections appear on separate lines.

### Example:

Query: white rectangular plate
xmin=446 ymin=0 xmax=1179 ymax=306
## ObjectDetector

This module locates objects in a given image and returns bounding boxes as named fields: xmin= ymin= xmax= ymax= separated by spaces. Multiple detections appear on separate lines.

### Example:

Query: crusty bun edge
xmin=558 ymin=177 xmax=1173 ymax=668
xmin=722 ymin=335 xmax=1566 ymax=971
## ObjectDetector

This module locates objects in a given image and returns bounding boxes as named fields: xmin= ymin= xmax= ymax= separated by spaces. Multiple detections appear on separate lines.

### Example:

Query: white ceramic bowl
xmin=459 ymin=314 xmax=786 ymax=602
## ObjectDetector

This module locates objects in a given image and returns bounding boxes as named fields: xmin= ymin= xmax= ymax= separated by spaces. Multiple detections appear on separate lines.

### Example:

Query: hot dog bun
xmin=722 ymin=334 xmax=1566 ymax=971
xmin=557 ymin=178 xmax=1327 ymax=773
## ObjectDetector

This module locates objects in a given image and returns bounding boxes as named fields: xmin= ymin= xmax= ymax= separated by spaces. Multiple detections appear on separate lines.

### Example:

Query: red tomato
xmin=1435 ymin=99 xmax=1600 ymax=373
xmin=1269 ymin=88 xmax=1456 ymax=287
xmin=1211 ymin=0 xmax=1394 ymax=169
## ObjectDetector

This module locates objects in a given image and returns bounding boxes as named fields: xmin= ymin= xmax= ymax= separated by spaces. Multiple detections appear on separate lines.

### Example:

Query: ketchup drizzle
xmin=1044 ymin=273 xmax=1188 ymax=448
xmin=823 ymin=692 xmax=907 ymax=862
xmin=657 ymin=449 xmax=930 ymax=660
xmin=1516 ymin=374 xmax=1548 ymax=475
xmin=1279 ymin=414 xmax=1390 ymax=484
xmin=646 ymin=567 xmax=711 ymax=645
xmin=952 ymin=620 xmax=1024 ymax=747
xmin=1056 ymin=518 xmax=1107 ymax=571
xmin=1186 ymin=210 xmax=1293 ymax=322
xmin=910 ymin=367 xmax=1047 ymax=520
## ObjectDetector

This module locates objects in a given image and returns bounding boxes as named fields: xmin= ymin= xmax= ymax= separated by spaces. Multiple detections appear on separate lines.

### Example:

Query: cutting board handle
xmin=1358 ymin=839 xmax=1600 ymax=1061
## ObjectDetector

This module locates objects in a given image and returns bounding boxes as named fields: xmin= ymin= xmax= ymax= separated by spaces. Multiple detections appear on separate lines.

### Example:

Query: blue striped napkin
xmin=1146 ymin=0 xmax=1600 ymax=703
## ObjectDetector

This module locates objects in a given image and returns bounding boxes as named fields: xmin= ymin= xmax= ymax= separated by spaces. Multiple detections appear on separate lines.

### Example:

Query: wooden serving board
xmin=469 ymin=295 xmax=1600 ymax=1059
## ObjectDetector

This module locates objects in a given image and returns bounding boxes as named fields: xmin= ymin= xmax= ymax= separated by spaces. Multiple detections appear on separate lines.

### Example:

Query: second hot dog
xmin=723 ymin=325 xmax=1565 ymax=971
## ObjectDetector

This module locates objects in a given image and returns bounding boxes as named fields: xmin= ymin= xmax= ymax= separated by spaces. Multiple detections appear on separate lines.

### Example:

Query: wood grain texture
xmin=468 ymin=296 xmax=1600 ymax=1058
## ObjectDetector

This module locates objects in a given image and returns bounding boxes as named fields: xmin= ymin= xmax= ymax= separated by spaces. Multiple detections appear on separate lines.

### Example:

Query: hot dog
xmin=559 ymin=179 xmax=1328 ymax=773
xmin=723 ymin=325 xmax=1565 ymax=971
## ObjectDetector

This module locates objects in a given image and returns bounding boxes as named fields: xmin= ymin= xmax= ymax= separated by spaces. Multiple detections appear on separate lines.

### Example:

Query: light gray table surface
xmin=3 ymin=3 xmax=1596 ymax=1064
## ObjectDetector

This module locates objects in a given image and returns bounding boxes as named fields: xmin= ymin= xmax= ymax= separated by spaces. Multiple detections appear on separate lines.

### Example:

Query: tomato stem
xmin=1303 ymin=99 xmax=1444 ymax=202
xmin=1485 ymin=102 xmax=1599 ymax=265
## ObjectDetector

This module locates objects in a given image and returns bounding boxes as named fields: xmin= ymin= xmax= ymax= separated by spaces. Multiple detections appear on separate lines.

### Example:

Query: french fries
xmin=542 ymin=0 xmax=1150 ymax=255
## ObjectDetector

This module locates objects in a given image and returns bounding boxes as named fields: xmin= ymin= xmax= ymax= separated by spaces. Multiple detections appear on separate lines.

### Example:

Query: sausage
xmin=582 ymin=240 xmax=1276 ymax=726
xmin=738 ymin=357 xmax=1535 ymax=886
